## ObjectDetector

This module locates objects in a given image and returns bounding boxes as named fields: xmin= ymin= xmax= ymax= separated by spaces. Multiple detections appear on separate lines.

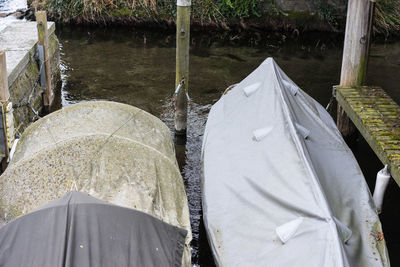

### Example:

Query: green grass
xmin=31 ymin=0 xmax=400 ymax=35
xmin=375 ymin=0 xmax=400 ymax=36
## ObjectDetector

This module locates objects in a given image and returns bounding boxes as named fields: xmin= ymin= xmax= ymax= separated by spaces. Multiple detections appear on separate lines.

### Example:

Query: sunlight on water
xmin=0 ymin=0 xmax=26 ymax=13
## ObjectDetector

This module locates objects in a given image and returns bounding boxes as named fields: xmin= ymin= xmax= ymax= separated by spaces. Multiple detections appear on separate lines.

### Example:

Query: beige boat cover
xmin=0 ymin=101 xmax=192 ymax=266
xmin=202 ymin=58 xmax=390 ymax=267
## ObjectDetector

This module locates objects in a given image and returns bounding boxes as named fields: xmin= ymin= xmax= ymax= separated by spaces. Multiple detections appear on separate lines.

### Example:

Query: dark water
xmin=57 ymin=25 xmax=400 ymax=266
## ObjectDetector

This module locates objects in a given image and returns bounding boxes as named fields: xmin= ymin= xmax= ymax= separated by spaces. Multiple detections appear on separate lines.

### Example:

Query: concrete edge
xmin=7 ymin=22 xmax=57 ymax=86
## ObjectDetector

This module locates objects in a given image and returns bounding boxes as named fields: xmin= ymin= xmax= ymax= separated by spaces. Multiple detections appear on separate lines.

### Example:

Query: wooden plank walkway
xmin=335 ymin=86 xmax=400 ymax=186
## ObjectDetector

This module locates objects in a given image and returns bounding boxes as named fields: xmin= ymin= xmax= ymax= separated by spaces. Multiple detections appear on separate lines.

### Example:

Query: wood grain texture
xmin=340 ymin=0 xmax=374 ymax=86
xmin=174 ymin=5 xmax=190 ymax=135
xmin=0 ymin=51 xmax=9 ymax=158
xmin=337 ymin=0 xmax=375 ymax=137
xmin=0 ymin=51 xmax=9 ymax=102
xmin=36 ymin=11 xmax=53 ymax=107
xmin=336 ymin=85 xmax=400 ymax=186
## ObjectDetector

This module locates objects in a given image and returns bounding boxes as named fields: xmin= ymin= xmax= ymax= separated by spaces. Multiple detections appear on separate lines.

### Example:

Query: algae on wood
xmin=335 ymin=85 xmax=400 ymax=186
xmin=36 ymin=11 xmax=54 ymax=108
xmin=337 ymin=0 xmax=375 ymax=137
xmin=175 ymin=0 xmax=190 ymax=136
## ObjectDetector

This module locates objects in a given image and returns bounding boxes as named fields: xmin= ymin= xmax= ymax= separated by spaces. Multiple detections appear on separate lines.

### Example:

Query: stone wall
xmin=0 ymin=20 xmax=61 ymax=151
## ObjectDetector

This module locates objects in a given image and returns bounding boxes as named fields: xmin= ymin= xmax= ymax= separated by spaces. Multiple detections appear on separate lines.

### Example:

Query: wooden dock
xmin=335 ymin=85 xmax=400 ymax=186
xmin=334 ymin=0 xmax=400 ymax=187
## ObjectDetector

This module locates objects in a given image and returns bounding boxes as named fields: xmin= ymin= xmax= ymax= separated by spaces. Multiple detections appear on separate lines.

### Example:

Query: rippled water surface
xmin=57 ymin=26 xmax=400 ymax=266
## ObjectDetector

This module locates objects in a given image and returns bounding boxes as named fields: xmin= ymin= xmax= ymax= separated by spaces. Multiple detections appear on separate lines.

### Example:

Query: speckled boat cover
xmin=0 ymin=101 xmax=192 ymax=266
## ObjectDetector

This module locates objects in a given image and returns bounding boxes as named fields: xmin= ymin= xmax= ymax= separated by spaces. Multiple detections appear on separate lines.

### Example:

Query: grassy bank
xmin=31 ymin=0 xmax=400 ymax=36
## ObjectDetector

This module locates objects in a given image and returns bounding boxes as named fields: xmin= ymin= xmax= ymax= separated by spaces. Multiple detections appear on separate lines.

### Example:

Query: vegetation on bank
xmin=31 ymin=0 xmax=400 ymax=35
xmin=374 ymin=0 xmax=400 ymax=36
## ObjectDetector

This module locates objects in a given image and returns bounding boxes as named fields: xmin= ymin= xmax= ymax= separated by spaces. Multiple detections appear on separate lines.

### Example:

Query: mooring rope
xmin=11 ymin=56 xmax=51 ymax=121
xmin=160 ymin=77 xmax=193 ymax=120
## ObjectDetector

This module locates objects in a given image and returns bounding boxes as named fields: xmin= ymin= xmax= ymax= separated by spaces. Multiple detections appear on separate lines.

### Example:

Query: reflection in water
xmin=57 ymin=26 xmax=400 ymax=266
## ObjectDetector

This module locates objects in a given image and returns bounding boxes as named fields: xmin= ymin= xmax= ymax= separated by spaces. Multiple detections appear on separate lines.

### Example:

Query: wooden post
xmin=337 ymin=0 xmax=375 ymax=137
xmin=36 ymin=11 xmax=53 ymax=108
xmin=175 ymin=0 xmax=191 ymax=137
xmin=0 ymin=51 xmax=10 ymax=162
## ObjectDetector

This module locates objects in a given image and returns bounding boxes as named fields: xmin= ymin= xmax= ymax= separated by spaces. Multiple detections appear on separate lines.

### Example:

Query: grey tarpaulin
xmin=202 ymin=58 xmax=390 ymax=266
xmin=0 ymin=191 xmax=187 ymax=267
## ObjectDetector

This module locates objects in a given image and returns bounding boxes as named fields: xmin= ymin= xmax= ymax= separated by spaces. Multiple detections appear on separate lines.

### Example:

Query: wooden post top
xmin=0 ymin=51 xmax=10 ymax=102
xmin=36 ymin=11 xmax=48 ymax=46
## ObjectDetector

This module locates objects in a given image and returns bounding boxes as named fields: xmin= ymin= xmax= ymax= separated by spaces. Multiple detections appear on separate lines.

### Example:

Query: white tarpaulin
xmin=202 ymin=58 xmax=390 ymax=266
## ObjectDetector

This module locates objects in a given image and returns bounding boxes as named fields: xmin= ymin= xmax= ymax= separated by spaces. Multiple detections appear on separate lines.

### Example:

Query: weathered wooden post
xmin=36 ymin=11 xmax=53 ymax=108
xmin=0 ymin=51 xmax=10 ymax=165
xmin=337 ymin=0 xmax=375 ymax=137
xmin=175 ymin=0 xmax=191 ymax=137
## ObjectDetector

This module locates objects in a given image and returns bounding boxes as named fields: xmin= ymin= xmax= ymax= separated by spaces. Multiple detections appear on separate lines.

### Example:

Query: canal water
xmin=56 ymin=25 xmax=400 ymax=266
xmin=0 ymin=0 xmax=399 ymax=260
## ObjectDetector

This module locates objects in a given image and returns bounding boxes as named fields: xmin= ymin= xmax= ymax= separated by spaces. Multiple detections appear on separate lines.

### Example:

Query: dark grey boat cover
xmin=0 ymin=191 xmax=187 ymax=267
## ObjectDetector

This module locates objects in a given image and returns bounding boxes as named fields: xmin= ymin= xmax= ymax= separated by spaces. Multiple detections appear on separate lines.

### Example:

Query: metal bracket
xmin=332 ymin=86 xmax=337 ymax=98
xmin=179 ymin=28 xmax=187 ymax=39
xmin=360 ymin=35 xmax=367 ymax=45
xmin=177 ymin=0 xmax=191 ymax=7
xmin=37 ymin=45 xmax=46 ymax=88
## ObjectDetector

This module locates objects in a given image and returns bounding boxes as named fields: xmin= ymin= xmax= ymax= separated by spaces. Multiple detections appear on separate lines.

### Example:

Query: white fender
xmin=372 ymin=165 xmax=391 ymax=214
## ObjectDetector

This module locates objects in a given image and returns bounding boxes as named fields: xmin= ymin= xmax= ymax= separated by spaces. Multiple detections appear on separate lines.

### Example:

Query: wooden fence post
xmin=0 ymin=51 xmax=10 ymax=163
xmin=36 ymin=11 xmax=53 ymax=108
xmin=337 ymin=0 xmax=375 ymax=137
xmin=175 ymin=0 xmax=191 ymax=137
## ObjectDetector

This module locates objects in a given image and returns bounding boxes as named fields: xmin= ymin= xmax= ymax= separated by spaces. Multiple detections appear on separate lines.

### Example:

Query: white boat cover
xmin=201 ymin=58 xmax=390 ymax=267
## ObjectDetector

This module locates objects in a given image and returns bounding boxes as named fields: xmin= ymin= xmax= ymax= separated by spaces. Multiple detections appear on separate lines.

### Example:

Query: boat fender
xmin=295 ymin=123 xmax=310 ymax=139
xmin=243 ymin=83 xmax=261 ymax=97
xmin=372 ymin=165 xmax=391 ymax=214
xmin=275 ymin=217 xmax=304 ymax=243
xmin=252 ymin=126 xmax=273 ymax=141
xmin=8 ymin=138 xmax=19 ymax=162
xmin=333 ymin=217 xmax=352 ymax=244
xmin=282 ymin=80 xmax=298 ymax=96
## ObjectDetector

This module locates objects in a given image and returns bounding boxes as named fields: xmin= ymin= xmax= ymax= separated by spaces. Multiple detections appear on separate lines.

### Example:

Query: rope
xmin=11 ymin=54 xmax=48 ymax=121
xmin=223 ymin=83 xmax=237 ymax=95
xmin=160 ymin=77 xmax=193 ymax=120
xmin=0 ymin=99 xmax=9 ymax=105
xmin=325 ymin=96 xmax=334 ymax=113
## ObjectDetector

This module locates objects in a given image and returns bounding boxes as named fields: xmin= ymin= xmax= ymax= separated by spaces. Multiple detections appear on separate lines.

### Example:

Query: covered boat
xmin=0 ymin=101 xmax=191 ymax=266
xmin=201 ymin=58 xmax=390 ymax=266
xmin=0 ymin=191 xmax=187 ymax=267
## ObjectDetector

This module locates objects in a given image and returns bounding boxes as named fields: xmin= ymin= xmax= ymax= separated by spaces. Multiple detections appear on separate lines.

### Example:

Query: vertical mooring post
xmin=36 ymin=10 xmax=53 ymax=108
xmin=0 ymin=51 xmax=10 ymax=165
xmin=337 ymin=0 xmax=375 ymax=137
xmin=175 ymin=0 xmax=191 ymax=138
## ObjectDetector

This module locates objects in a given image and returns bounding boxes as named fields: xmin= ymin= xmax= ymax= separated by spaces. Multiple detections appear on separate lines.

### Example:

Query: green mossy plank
xmin=335 ymin=85 xmax=400 ymax=186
